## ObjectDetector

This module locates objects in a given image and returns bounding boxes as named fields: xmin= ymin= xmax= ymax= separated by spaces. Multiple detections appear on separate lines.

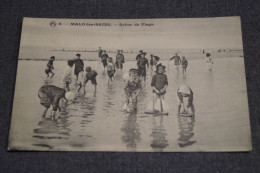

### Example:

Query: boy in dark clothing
xmin=38 ymin=85 xmax=74 ymax=119
xmin=78 ymin=66 xmax=98 ymax=95
xmin=151 ymin=64 xmax=168 ymax=112
xmin=98 ymin=47 xmax=103 ymax=58
xmin=101 ymin=50 xmax=109 ymax=69
xmin=107 ymin=57 xmax=116 ymax=83
xmin=181 ymin=56 xmax=188 ymax=74
xmin=136 ymin=50 xmax=143 ymax=61
xmin=150 ymin=54 xmax=154 ymax=66
xmin=137 ymin=52 xmax=149 ymax=82
xmin=45 ymin=56 xmax=55 ymax=78
xmin=74 ymin=53 xmax=84 ymax=81
xmin=170 ymin=53 xmax=181 ymax=70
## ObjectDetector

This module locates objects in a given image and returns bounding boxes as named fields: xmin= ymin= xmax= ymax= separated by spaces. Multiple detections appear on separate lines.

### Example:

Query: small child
xmin=101 ymin=50 xmax=109 ymax=70
xmin=107 ymin=57 xmax=116 ymax=83
xmin=181 ymin=56 xmax=188 ymax=74
xmin=153 ymin=56 xmax=160 ymax=66
xmin=150 ymin=56 xmax=160 ymax=75
xmin=38 ymin=85 xmax=75 ymax=119
xmin=177 ymin=85 xmax=194 ymax=114
xmin=151 ymin=64 xmax=168 ymax=112
xmin=45 ymin=56 xmax=55 ymax=78
xmin=122 ymin=69 xmax=142 ymax=112
xmin=205 ymin=53 xmax=214 ymax=71
xmin=62 ymin=60 xmax=74 ymax=91
xmin=79 ymin=66 xmax=97 ymax=95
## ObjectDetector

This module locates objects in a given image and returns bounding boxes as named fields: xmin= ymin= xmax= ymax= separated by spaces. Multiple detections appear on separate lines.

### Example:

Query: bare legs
xmin=41 ymin=107 xmax=48 ymax=117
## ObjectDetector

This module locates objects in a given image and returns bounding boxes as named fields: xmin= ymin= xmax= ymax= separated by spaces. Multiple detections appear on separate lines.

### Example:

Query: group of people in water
xmin=40 ymin=47 xmax=214 ymax=119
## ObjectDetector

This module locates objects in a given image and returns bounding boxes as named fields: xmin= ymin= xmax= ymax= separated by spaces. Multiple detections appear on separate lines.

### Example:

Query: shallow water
xmin=9 ymin=58 xmax=251 ymax=151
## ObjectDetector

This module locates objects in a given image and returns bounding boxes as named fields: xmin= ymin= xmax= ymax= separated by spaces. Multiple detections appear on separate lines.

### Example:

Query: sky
xmin=20 ymin=17 xmax=243 ymax=50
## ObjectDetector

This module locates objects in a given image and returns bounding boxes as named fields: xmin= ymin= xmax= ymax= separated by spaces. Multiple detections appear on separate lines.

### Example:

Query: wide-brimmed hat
xmin=139 ymin=50 xmax=143 ymax=53
xmin=206 ymin=53 xmax=211 ymax=57
xmin=50 ymin=56 xmax=55 ymax=60
xmin=179 ymin=85 xmax=190 ymax=95
xmin=76 ymin=53 xmax=81 ymax=57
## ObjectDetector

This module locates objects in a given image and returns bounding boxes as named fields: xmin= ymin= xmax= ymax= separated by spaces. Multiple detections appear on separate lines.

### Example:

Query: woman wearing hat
xmin=45 ymin=56 xmax=55 ymax=79
xmin=205 ymin=53 xmax=214 ymax=71
xmin=177 ymin=85 xmax=194 ymax=114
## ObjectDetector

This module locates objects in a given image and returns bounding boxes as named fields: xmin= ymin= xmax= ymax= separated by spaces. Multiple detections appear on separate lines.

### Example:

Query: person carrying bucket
xmin=151 ymin=64 xmax=168 ymax=113
xmin=177 ymin=85 xmax=194 ymax=115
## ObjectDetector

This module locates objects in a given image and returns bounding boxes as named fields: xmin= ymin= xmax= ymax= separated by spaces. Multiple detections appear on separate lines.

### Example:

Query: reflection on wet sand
xmin=177 ymin=107 xmax=196 ymax=147
xmin=150 ymin=115 xmax=169 ymax=151
xmin=121 ymin=113 xmax=141 ymax=151
xmin=32 ymin=115 xmax=71 ymax=149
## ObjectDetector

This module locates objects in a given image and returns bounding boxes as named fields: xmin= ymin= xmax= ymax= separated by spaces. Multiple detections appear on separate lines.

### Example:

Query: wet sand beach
xmin=8 ymin=57 xmax=251 ymax=151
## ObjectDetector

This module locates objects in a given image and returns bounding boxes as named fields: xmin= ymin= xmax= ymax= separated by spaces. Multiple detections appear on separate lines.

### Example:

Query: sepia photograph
xmin=8 ymin=17 xmax=251 ymax=151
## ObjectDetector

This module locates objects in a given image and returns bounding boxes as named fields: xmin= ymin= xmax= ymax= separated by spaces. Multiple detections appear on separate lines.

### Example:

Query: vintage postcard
xmin=8 ymin=17 xmax=251 ymax=151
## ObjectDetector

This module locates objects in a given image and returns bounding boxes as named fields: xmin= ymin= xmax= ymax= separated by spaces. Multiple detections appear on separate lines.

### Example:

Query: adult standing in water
xmin=205 ymin=53 xmax=214 ymax=71
xmin=169 ymin=53 xmax=181 ymax=71
xmin=137 ymin=52 xmax=149 ymax=82
xmin=74 ymin=53 xmax=84 ymax=81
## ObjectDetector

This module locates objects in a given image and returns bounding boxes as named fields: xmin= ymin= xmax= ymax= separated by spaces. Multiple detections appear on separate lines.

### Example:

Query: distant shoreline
xmin=18 ymin=56 xmax=243 ymax=61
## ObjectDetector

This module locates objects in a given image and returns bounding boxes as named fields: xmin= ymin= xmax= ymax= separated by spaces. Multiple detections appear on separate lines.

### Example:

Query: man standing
xmin=74 ymin=53 xmax=84 ymax=81
xmin=170 ymin=53 xmax=181 ymax=71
